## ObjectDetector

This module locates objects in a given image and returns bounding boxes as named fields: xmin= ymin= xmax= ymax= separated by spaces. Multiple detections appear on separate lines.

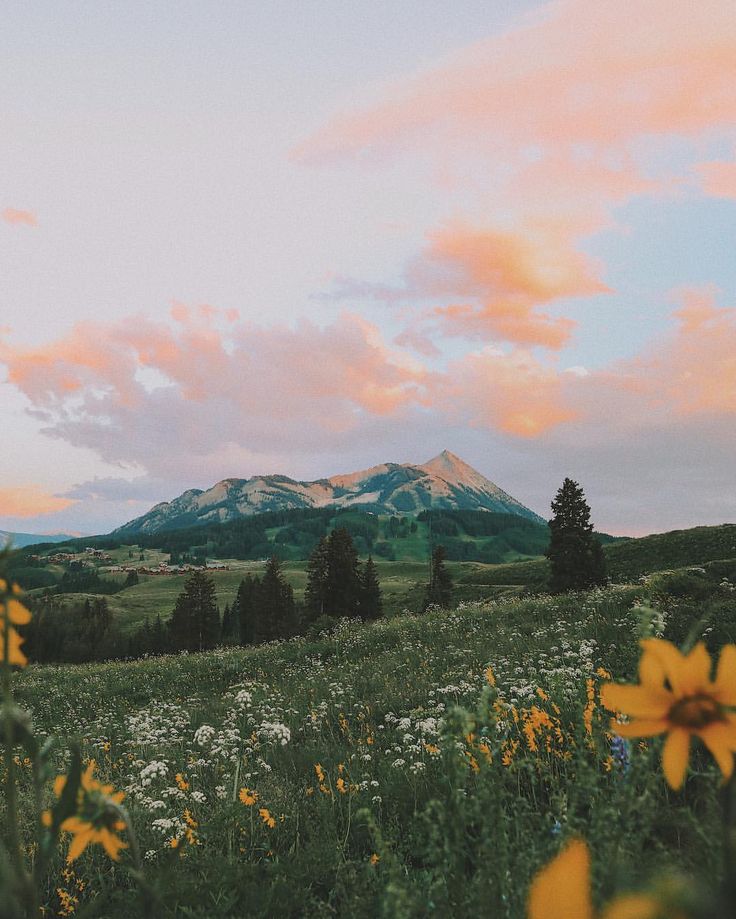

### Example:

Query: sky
xmin=1 ymin=0 xmax=736 ymax=537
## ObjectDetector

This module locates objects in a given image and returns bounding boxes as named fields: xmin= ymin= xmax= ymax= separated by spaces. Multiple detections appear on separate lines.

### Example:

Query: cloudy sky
xmin=2 ymin=0 xmax=735 ymax=537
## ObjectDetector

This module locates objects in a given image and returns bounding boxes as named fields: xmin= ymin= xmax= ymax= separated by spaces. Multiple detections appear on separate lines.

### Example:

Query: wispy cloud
xmin=2 ymin=208 xmax=37 ymax=227
xmin=0 ymin=485 xmax=74 ymax=518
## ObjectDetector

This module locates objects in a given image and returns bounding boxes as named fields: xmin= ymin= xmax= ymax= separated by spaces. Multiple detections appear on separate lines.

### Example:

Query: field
xmin=23 ymin=522 xmax=736 ymax=636
xmin=8 ymin=560 xmax=736 ymax=916
xmin=28 ymin=554 xmax=520 ymax=634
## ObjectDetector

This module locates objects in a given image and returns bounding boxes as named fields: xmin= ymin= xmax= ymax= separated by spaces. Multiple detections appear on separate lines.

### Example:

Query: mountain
xmin=0 ymin=530 xmax=78 ymax=549
xmin=114 ymin=450 xmax=544 ymax=535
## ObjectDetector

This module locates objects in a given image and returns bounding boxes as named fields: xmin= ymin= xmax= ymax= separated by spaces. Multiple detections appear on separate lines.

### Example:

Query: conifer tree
xmin=150 ymin=613 xmax=167 ymax=654
xmin=258 ymin=556 xmax=295 ymax=641
xmin=168 ymin=569 xmax=220 ymax=651
xmin=236 ymin=574 xmax=260 ymax=645
xmin=325 ymin=528 xmax=361 ymax=617
xmin=359 ymin=555 xmax=383 ymax=621
xmin=304 ymin=536 xmax=330 ymax=622
xmin=424 ymin=545 xmax=453 ymax=610
xmin=546 ymin=478 xmax=607 ymax=593
xmin=221 ymin=602 xmax=233 ymax=640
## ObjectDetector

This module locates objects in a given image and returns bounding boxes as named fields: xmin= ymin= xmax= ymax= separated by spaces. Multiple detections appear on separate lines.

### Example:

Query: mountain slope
xmin=114 ymin=450 xmax=544 ymax=535
xmin=0 ymin=530 xmax=77 ymax=549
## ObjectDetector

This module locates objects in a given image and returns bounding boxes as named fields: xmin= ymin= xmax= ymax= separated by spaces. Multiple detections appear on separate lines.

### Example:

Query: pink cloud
xmin=0 ymin=310 xmax=429 ymax=478
xmin=618 ymin=287 xmax=736 ymax=418
xmin=696 ymin=160 xmax=736 ymax=199
xmin=0 ymin=486 xmax=74 ymax=518
xmin=434 ymin=348 xmax=578 ymax=437
xmin=298 ymin=0 xmax=736 ymax=167
xmin=299 ymin=0 xmax=736 ymax=350
xmin=406 ymin=221 xmax=607 ymax=348
xmin=2 ymin=208 xmax=37 ymax=227
xmin=3 ymin=288 xmax=736 ymax=492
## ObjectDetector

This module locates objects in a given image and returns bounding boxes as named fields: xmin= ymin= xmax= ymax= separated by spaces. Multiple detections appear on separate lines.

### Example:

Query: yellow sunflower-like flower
xmin=50 ymin=761 xmax=127 ymax=862
xmin=601 ymin=640 xmax=736 ymax=789
xmin=0 ymin=579 xmax=30 ymax=667
xmin=239 ymin=787 xmax=258 ymax=806
xmin=527 ymin=839 xmax=677 ymax=919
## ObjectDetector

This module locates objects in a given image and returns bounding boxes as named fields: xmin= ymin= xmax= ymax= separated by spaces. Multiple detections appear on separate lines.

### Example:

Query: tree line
xmin=18 ymin=478 xmax=607 ymax=663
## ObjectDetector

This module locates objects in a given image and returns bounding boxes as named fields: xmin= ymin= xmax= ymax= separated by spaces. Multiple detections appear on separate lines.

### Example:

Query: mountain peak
xmin=114 ymin=451 xmax=543 ymax=534
xmin=420 ymin=450 xmax=485 ymax=483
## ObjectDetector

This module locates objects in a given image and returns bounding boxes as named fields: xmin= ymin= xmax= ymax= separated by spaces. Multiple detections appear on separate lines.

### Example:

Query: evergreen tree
xmin=325 ymin=528 xmax=361 ymax=618
xmin=304 ymin=536 xmax=330 ymax=622
xmin=359 ymin=555 xmax=382 ymax=621
xmin=168 ymin=570 xmax=220 ymax=651
xmin=258 ymin=556 xmax=295 ymax=641
xmin=546 ymin=478 xmax=607 ymax=593
xmin=424 ymin=545 xmax=453 ymax=610
xmin=236 ymin=574 xmax=260 ymax=645
xmin=124 ymin=569 xmax=140 ymax=587
xmin=221 ymin=602 xmax=233 ymax=640
xmin=150 ymin=613 xmax=168 ymax=654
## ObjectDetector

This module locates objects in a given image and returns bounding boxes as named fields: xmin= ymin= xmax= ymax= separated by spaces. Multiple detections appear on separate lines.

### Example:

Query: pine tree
xmin=236 ymin=574 xmax=261 ymax=645
xmin=168 ymin=570 xmax=220 ymax=651
xmin=304 ymin=536 xmax=330 ymax=622
xmin=150 ymin=614 xmax=168 ymax=654
xmin=423 ymin=545 xmax=453 ymax=610
xmin=325 ymin=528 xmax=361 ymax=618
xmin=546 ymin=478 xmax=607 ymax=593
xmin=359 ymin=555 xmax=382 ymax=620
xmin=258 ymin=556 xmax=295 ymax=641
xmin=221 ymin=602 xmax=233 ymax=640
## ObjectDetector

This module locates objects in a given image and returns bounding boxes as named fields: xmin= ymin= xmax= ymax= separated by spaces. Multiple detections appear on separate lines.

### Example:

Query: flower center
xmin=669 ymin=694 xmax=724 ymax=729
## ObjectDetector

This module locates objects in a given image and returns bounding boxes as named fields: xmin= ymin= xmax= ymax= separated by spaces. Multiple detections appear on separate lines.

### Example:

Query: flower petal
xmin=600 ymin=684 xmax=671 ymax=719
xmin=602 ymin=893 xmax=660 ymax=919
xmin=6 ymin=599 xmax=31 ymax=625
xmin=639 ymin=640 xmax=688 ymax=694
xmin=714 ymin=645 xmax=736 ymax=705
xmin=1 ymin=627 xmax=27 ymax=667
xmin=99 ymin=829 xmax=126 ymax=861
xmin=661 ymin=728 xmax=690 ymax=790
xmin=680 ymin=643 xmax=713 ymax=695
xmin=638 ymin=651 xmax=666 ymax=689
xmin=609 ymin=719 xmax=667 ymax=738
xmin=67 ymin=826 xmax=94 ymax=862
xmin=527 ymin=838 xmax=593 ymax=919
xmin=699 ymin=722 xmax=736 ymax=780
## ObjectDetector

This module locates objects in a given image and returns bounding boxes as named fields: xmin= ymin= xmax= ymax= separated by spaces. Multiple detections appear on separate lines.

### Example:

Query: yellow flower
xmin=175 ymin=773 xmax=189 ymax=791
xmin=259 ymin=807 xmax=276 ymax=829
xmin=584 ymin=678 xmax=596 ymax=737
xmin=485 ymin=666 xmax=496 ymax=687
xmin=336 ymin=777 xmax=347 ymax=794
xmin=601 ymin=640 xmax=736 ymax=789
xmin=528 ymin=839 xmax=673 ymax=919
xmin=52 ymin=761 xmax=127 ymax=862
xmin=239 ymin=787 xmax=258 ymax=806
xmin=370 ymin=853 xmax=380 ymax=866
xmin=0 ymin=624 xmax=27 ymax=667
xmin=0 ymin=580 xmax=30 ymax=667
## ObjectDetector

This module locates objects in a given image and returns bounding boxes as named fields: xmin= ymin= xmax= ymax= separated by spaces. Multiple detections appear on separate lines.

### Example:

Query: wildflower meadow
xmin=3 ymin=552 xmax=736 ymax=916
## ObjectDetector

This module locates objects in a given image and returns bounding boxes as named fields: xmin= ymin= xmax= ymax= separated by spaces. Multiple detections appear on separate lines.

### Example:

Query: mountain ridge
xmin=114 ymin=450 xmax=544 ymax=535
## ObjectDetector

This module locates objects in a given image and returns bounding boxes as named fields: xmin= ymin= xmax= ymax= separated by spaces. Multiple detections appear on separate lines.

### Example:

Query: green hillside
xmin=21 ymin=507 xmax=556 ymax=566
xmin=13 ymin=518 xmax=736 ymax=640
xmin=462 ymin=523 xmax=736 ymax=588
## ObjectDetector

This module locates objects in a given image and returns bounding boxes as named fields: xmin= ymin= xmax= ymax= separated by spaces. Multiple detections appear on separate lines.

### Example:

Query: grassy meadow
xmin=33 ymin=553 xmax=520 ymax=635
xmin=6 ymin=561 xmax=736 ymax=916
